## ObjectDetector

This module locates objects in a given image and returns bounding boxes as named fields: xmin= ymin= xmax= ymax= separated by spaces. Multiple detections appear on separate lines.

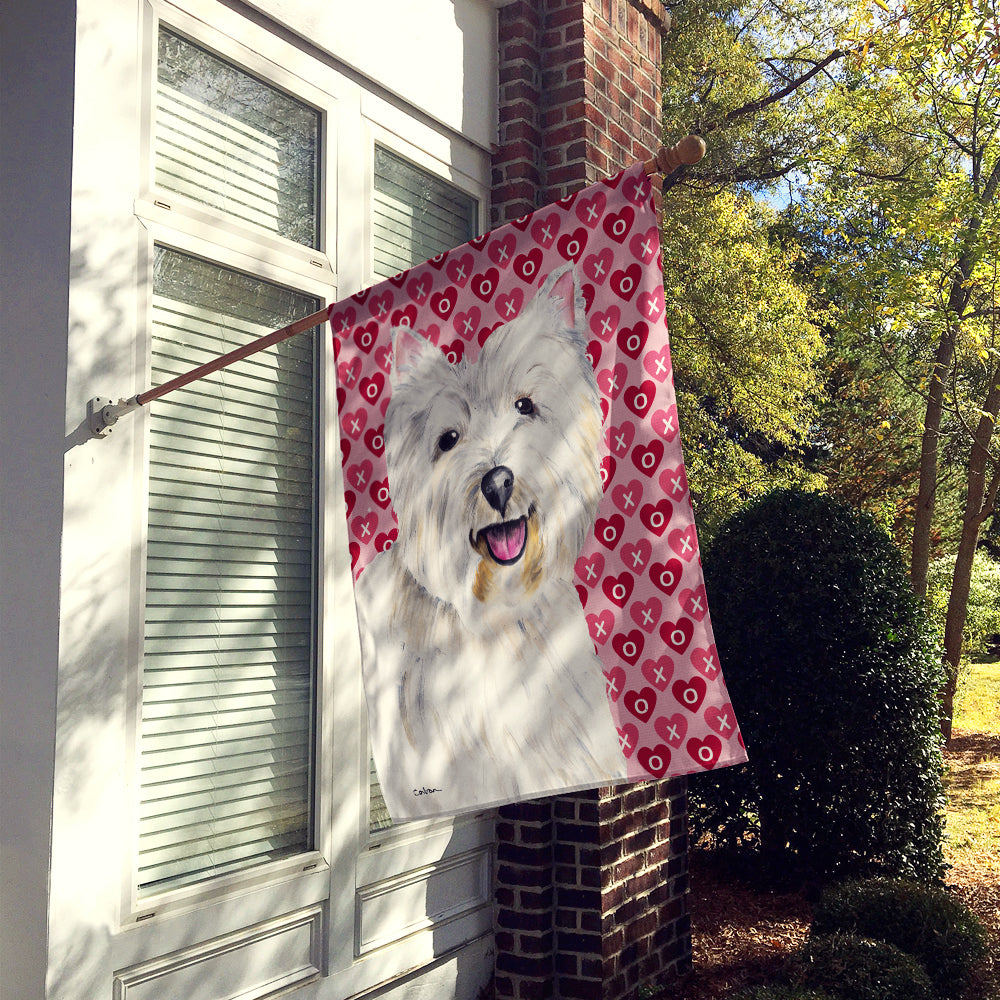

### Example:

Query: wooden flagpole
xmin=88 ymin=136 xmax=705 ymax=437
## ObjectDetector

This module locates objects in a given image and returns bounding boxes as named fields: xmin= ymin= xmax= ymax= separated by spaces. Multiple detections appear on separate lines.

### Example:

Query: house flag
xmin=332 ymin=160 xmax=747 ymax=821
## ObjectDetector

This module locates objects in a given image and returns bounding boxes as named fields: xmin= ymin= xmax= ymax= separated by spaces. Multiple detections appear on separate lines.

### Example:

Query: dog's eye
xmin=438 ymin=429 xmax=460 ymax=452
xmin=515 ymin=397 xmax=535 ymax=416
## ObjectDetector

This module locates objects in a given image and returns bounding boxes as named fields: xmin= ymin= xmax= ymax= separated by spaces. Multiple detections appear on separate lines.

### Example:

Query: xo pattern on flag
xmin=333 ymin=161 xmax=746 ymax=821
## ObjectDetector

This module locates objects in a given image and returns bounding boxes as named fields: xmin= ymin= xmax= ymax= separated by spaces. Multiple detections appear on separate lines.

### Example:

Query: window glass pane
xmin=156 ymin=27 xmax=320 ymax=248
xmin=372 ymin=146 xmax=477 ymax=278
xmin=368 ymin=149 xmax=478 ymax=832
xmin=138 ymin=246 xmax=318 ymax=895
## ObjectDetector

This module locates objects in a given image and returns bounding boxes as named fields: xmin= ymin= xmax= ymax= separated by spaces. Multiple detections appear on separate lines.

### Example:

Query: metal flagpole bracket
xmin=88 ymin=395 xmax=141 ymax=438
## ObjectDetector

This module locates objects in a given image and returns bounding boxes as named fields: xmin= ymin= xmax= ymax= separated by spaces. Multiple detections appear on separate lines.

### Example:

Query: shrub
xmin=811 ymin=878 xmax=988 ymax=999
xmin=692 ymin=489 xmax=947 ymax=882
xmin=733 ymin=987 xmax=838 ymax=1000
xmin=790 ymin=933 xmax=934 ymax=1000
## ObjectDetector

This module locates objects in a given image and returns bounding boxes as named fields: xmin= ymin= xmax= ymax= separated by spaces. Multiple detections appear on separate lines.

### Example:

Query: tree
xmin=802 ymin=0 xmax=1000 ymax=736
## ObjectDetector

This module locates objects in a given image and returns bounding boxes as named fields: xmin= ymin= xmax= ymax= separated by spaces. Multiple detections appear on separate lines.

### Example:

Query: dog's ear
xmin=391 ymin=325 xmax=438 ymax=384
xmin=538 ymin=264 xmax=585 ymax=330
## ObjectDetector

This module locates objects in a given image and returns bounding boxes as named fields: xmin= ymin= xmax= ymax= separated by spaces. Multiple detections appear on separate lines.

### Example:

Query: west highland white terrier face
xmin=383 ymin=264 xmax=603 ymax=630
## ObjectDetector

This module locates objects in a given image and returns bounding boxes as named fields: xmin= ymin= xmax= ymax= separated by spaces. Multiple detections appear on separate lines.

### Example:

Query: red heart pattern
xmin=330 ymin=161 xmax=745 ymax=787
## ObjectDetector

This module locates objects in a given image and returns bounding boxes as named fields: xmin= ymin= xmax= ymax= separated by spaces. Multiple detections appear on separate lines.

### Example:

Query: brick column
xmin=491 ymin=3 xmax=692 ymax=998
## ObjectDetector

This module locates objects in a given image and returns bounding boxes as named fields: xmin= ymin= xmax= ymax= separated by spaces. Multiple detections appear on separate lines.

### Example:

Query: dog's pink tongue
xmin=485 ymin=519 xmax=526 ymax=563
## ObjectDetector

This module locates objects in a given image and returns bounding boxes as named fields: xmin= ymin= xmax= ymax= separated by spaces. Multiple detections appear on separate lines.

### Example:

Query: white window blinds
xmin=155 ymin=28 xmax=320 ymax=248
xmin=138 ymin=247 xmax=319 ymax=895
xmin=368 ymin=148 xmax=477 ymax=832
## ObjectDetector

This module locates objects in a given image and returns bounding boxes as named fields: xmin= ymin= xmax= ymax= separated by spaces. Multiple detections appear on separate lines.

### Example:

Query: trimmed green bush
xmin=811 ymin=878 xmax=988 ymax=999
xmin=791 ymin=933 xmax=934 ymax=1000
xmin=692 ymin=489 xmax=947 ymax=882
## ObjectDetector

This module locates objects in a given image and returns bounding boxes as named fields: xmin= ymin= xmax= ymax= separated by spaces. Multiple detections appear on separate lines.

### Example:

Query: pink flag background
xmin=333 ymin=161 xmax=747 ymax=816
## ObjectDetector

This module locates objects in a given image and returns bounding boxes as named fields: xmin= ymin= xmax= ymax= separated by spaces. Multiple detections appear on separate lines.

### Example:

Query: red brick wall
xmin=490 ymin=6 xmax=691 ymax=997
xmin=492 ymin=0 xmax=668 ymax=227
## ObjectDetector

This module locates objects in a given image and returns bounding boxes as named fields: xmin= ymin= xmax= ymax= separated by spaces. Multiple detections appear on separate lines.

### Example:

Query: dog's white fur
xmin=357 ymin=264 xmax=626 ymax=818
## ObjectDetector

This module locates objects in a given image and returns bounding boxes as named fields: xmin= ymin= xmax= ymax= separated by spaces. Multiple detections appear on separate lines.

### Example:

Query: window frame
xmin=113 ymin=0 xmax=497 ymax=989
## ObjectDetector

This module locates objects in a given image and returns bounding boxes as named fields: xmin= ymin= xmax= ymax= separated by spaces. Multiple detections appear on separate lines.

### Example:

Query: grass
xmin=945 ymin=659 xmax=1000 ymax=869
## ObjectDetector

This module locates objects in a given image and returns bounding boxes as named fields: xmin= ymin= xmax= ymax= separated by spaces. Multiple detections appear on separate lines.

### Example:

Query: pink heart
xmin=604 ymin=666 xmax=626 ymax=702
xmin=597 ymin=363 xmax=628 ymax=399
xmin=623 ymin=173 xmax=652 ymax=204
xmin=659 ymin=464 xmax=688 ymax=499
xmin=612 ymin=478 xmax=644 ymax=516
xmin=368 ymin=290 xmax=394 ymax=320
xmin=350 ymin=511 xmax=378 ymax=544
xmin=375 ymin=343 xmax=393 ymax=373
xmin=631 ymin=597 xmax=662 ymax=633
xmin=575 ymin=551 xmax=605 ymax=587
xmin=654 ymin=712 xmax=688 ymax=748
xmin=343 ymin=408 xmax=367 ymax=440
xmin=454 ymin=306 xmax=482 ymax=341
xmin=668 ymin=525 xmax=698 ymax=561
xmin=575 ymin=191 xmax=607 ymax=228
xmin=641 ymin=654 xmax=673 ymax=689
xmin=530 ymin=212 xmax=561 ymax=248
xmin=607 ymin=420 xmax=635 ymax=457
xmin=691 ymin=645 xmax=720 ymax=680
xmin=680 ymin=585 xmax=708 ymax=621
xmin=643 ymin=345 xmax=672 ymax=382
xmin=637 ymin=288 xmax=665 ymax=323
xmin=346 ymin=460 xmax=374 ymax=496
xmin=329 ymin=305 xmax=357 ymax=336
xmin=629 ymin=226 xmax=659 ymax=263
xmin=487 ymin=233 xmax=517 ymax=268
xmin=586 ymin=609 xmax=615 ymax=645
xmin=621 ymin=538 xmax=652 ymax=573
xmin=406 ymin=274 xmax=432 ymax=303
xmin=495 ymin=288 xmax=524 ymax=322
xmin=446 ymin=252 xmax=474 ymax=286
xmin=617 ymin=723 xmax=639 ymax=758
xmin=590 ymin=304 xmax=621 ymax=341
xmin=705 ymin=703 xmax=738 ymax=739
xmin=583 ymin=247 xmax=615 ymax=285
xmin=337 ymin=356 xmax=362 ymax=390
xmin=652 ymin=405 xmax=679 ymax=442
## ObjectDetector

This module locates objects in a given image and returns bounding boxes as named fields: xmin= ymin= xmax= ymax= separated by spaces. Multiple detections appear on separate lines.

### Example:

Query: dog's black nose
xmin=482 ymin=466 xmax=514 ymax=515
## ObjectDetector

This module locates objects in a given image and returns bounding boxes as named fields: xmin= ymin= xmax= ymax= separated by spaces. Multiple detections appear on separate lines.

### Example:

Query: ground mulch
xmin=665 ymin=733 xmax=1000 ymax=1000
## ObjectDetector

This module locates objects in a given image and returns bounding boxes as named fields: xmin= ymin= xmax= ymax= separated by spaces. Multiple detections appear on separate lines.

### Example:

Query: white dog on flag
xmin=356 ymin=263 xmax=626 ymax=817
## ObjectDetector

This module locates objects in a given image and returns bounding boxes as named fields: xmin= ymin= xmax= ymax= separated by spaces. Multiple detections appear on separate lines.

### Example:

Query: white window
xmin=108 ymin=3 xmax=494 ymax=994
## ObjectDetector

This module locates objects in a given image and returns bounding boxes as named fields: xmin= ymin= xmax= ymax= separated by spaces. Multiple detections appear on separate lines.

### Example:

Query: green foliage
xmin=790 ymin=934 xmax=934 ymax=1000
xmin=811 ymin=878 xmax=988 ymax=1000
xmin=692 ymin=489 xmax=947 ymax=882
xmin=663 ymin=186 xmax=826 ymax=539
xmin=927 ymin=550 xmax=1000 ymax=659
